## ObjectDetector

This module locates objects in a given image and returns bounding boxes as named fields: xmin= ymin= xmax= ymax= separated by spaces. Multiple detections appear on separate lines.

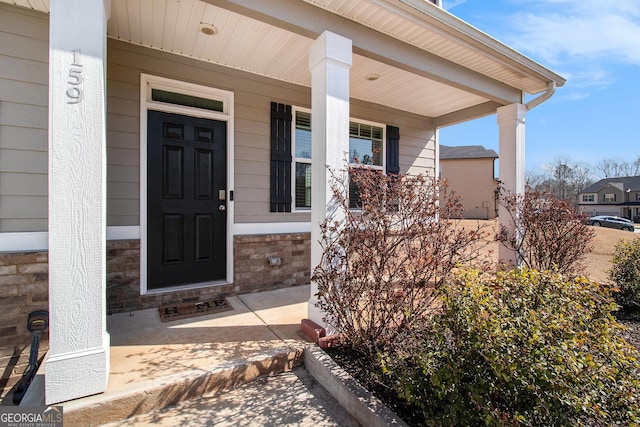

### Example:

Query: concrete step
xmin=99 ymin=367 xmax=361 ymax=427
xmin=23 ymin=347 xmax=303 ymax=426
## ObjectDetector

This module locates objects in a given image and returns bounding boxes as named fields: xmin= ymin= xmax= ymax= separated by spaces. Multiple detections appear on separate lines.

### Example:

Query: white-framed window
xmin=293 ymin=108 xmax=312 ymax=211
xmin=291 ymin=108 xmax=385 ymax=211
xmin=582 ymin=194 xmax=595 ymax=202
xmin=349 ymin=120 xmax=384 ymax=170
xmin=604 ymin=193 xmax=616 ymax=202
xmin=636 ymin=193 xmax=640 ymax=202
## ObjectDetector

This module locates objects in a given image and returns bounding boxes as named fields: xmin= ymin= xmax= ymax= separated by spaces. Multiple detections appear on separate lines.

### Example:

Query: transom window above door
xmin=143 ymin=74 xmax=232 ymax=118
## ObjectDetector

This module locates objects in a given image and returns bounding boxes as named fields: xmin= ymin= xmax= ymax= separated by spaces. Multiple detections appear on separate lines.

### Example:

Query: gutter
xmin=525 ymin=81 xmax=556 ymax=111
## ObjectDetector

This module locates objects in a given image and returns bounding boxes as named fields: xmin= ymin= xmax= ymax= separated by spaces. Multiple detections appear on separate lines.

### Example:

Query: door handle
xmin=218 ymin=205 xmax=226 ymax=211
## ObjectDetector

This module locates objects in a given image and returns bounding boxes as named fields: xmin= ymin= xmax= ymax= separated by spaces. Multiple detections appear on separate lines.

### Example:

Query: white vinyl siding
xmin=0 ymin=4 xmax=436 ymax=230
xmin=0 ymin=5 xmax=49 ymax=232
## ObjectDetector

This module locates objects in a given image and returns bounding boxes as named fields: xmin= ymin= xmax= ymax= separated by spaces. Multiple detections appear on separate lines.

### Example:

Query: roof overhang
xmin=3 ymin=0 xmax=566 ymax=126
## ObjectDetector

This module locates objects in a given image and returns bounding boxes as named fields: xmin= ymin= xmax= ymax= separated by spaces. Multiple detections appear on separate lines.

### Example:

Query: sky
xmin=438 ymin=0 xmax=640 ymax=176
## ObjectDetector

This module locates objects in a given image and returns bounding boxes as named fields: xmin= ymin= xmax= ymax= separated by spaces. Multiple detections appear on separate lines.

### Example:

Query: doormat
xmin=158 ymin=298 xmax=233 ymax=322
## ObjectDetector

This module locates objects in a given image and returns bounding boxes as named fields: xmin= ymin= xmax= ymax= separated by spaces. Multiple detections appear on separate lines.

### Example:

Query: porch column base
xmin=497 ymin=103 xmax=526 ymax=266
xmin=45 ymin=334 xmax=110 ymax=404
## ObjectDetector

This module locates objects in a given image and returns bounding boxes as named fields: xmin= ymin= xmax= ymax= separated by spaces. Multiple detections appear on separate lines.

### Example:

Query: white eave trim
xmin=377 ymin=0 xmax=566 ymax=90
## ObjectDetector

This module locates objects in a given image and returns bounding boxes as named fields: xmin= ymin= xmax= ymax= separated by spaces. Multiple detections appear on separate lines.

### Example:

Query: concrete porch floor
xmin=25 ymin=284 xmax=315 ymax=425
xmin=106 ymin=284 xmax=311 ymax=392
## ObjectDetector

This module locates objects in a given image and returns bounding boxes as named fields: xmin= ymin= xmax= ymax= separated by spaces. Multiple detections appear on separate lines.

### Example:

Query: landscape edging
xmin=304 ymin=345 xmax=408 ymax=427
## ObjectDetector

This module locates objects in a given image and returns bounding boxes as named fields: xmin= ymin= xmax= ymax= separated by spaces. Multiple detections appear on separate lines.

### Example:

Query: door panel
xmin=147 ymin=111 xmax=227 ymax=289
xmin=163 ymin=146 xmax=184 ymax=199
xmin=162 ymin=214 xmax=184 ymax=264
xmin=195 ymin=149 xmax=214 ymax=199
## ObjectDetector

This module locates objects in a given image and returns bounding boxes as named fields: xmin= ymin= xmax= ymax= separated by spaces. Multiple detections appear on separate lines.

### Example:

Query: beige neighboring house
xmin=440 ymin=145 xmax=499 ymax=219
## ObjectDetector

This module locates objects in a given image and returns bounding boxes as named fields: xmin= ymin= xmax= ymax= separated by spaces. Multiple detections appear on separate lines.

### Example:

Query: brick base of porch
xmin=0 ymin=232 xmax=311 ymax=399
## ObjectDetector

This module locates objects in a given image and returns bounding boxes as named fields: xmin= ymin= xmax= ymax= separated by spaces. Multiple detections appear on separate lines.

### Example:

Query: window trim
xmin=290 ymin=107 xmax=387 ymax=212
xmin=292 ymin=106 xmax=312 ymax=213
xmin=348 ymin=117 xmax=386 ymax=171
xmin=603 ymin=193 xmax=616 ymax=203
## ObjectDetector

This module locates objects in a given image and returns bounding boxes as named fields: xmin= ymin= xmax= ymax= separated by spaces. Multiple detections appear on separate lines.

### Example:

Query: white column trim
xmin=497 ymin=103 xmax=526 ymax=266
xmin=308 ymin=31 xmax=352 ymax=328
xmin=46 ymin=0 xmax=110 ymax=404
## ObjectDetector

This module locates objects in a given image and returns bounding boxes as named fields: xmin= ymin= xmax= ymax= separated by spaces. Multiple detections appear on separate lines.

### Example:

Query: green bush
xmin=385 ymin=268 xmax=640 ymax=426
xmin=609 ymin=238 xmax=640 ymax=310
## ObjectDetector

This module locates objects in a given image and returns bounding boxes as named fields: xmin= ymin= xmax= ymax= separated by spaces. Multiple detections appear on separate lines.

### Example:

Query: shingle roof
xmin=439 ymin=145 xmax=498 ymax=160
xmin=580 ymin=176 xmax=640 ymax=193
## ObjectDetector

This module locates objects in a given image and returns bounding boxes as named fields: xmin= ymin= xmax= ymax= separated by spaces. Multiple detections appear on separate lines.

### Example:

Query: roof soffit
xmin=2 ymin=0 xmax=561 ymax=119
xmin=301 ymin=0 xmax=565 ymax=93
xmin=203 ymin=0 xmax=523 ymax=105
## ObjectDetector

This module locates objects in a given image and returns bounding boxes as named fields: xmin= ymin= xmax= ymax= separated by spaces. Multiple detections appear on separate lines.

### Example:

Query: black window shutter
xmin=386 ymin=125 xmax=400 ymax=175
xmin=270 ymin=102 xmax=292 ymax=212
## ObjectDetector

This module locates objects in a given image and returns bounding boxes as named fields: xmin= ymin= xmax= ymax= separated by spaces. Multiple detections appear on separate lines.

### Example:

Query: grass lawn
xmin=460 ymin=219 xmax=638 ymax=284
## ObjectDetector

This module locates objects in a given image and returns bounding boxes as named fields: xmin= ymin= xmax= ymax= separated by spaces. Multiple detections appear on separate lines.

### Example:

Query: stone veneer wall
xmin=107 ymin=233 xmax=312 ymax=312
xmin=233 ymin=232 xmax=311 ymax=294
xmin=0 ymin=233 xmax=311 ymax=398
xmin=0 ymin=252 xmax=49 ymax=399
xmin=107 ymin=239 xmax=234 ymax=314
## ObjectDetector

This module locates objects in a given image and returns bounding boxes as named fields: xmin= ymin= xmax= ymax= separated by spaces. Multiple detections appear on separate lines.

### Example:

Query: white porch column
xmin=497 ymin=103 xmax=527 ymax=266
xmin=46 ymin=0 xmax=110 ymax=404
xmin=308 ymin=32 xmax=352 ymax=327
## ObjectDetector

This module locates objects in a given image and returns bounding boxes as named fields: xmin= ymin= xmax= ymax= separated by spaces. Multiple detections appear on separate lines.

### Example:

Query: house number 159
xmin=66 ymin=50 xmax=83 ymax=104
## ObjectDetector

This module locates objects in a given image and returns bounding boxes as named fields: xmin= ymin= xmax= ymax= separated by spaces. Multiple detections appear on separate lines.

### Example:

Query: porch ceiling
xmin=4 ymin=0 xmax=565 ymax=123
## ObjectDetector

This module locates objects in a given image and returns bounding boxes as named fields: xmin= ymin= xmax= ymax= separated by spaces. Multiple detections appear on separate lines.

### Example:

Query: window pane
xmin=349 ymin=137 xmax=382 ymax=166
xmin=349 ymin=173 xmax=362 ymax=209
xmin=295 ymin=163 xmax=312 ymax=209
xmin=151 ymin=89 xmax=223 ymax=112
xmin=295 ymin=112 xmax=312 ymax=159
xmin=295 ymin=129 xmax=312 ymax=159
xmin=349 ymin=122 xmax=383 ymax=166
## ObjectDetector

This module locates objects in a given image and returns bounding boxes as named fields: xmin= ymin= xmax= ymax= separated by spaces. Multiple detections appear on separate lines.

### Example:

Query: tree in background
xmin=595 ymin=157 xmax=640 ymax=179
xmin=526 ymin=154 xmax=640 ymax=207
xmin=526 ymin=156 xmax=594 ymax=206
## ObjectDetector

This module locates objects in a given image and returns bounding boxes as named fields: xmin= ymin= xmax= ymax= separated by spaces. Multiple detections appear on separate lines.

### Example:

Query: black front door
xmin=147 ymin=111 xmax=227 ymax=289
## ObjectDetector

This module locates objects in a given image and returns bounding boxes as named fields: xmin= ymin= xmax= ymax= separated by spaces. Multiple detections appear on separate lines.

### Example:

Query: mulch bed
xmin=325 ymin=344 xmax=426 ymax=426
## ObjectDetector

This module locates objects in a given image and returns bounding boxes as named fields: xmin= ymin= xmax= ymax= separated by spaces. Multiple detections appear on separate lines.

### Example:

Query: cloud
xmin=506 ymin=0 xmax=640 ymax=65
xmin=500 ymin=0 xmax=640 ymax=97
xmin=442 ymin=0 xmax=467 ymax=10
